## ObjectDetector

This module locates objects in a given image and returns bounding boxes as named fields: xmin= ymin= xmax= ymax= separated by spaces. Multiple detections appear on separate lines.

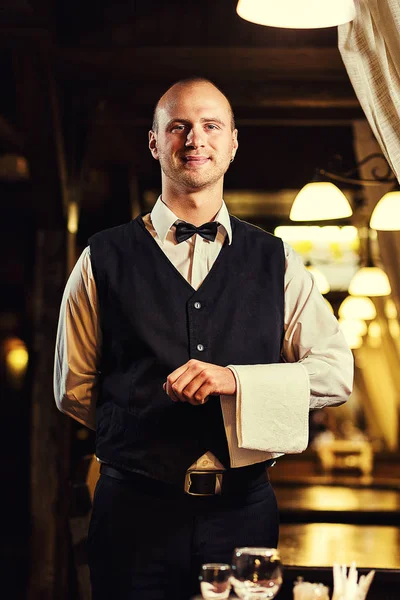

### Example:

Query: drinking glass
xmin=199 ymin=563 xmax=232 ymax=599
xmin=231 ymin=547 xmax=283 ymax=599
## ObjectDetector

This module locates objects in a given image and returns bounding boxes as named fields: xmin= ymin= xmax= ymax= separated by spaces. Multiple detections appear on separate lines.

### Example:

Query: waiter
xmin=54 ymin=77 xmax=353 ymax=600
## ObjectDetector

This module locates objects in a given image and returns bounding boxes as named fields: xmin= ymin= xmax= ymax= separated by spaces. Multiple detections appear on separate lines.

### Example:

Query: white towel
xmin=220 ymin=363 xmax=310 ymax=468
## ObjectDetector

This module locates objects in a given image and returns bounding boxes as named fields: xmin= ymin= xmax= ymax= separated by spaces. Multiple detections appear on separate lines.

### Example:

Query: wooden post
xmin=13 ymin=45 xmax=73 ymax=600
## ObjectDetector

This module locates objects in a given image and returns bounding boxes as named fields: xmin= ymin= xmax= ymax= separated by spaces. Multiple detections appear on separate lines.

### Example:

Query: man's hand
xmin=164 ymin=359 xmax=236 ymax=406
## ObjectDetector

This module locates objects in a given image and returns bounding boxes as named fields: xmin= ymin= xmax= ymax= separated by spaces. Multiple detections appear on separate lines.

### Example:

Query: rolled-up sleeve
xmin=54 ymin=247 xmax=101 ymax=430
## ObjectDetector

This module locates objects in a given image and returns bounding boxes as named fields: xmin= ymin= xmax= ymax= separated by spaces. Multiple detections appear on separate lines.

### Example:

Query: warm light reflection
xmin=4 ymin=338 xmax=29 ymax=386
xmin=68 ymin=201 xmax=79 ymax=234
xmin=368 ymin=321 xmax=382 ymax=348
xmin=275 ymin=225 xmax=358 ymax=243
xmin=388 ymin=319 xmax=400 ymax=339
xmin=338 ymin=296 xmax=376 ymax=320
xmin=385 ymin=298 xmax=398 ymax=320
xmin=368 ymin=321 xmax=382 ymax=339
xmin=349 ymin=267 xmax=391 ymax=297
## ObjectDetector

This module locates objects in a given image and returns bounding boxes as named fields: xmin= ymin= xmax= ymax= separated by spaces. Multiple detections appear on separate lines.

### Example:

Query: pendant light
xmin=339 ymin=318 xmax=368 ymax=337
xmin=236 ymin=0 xmax=356 ymax=29
xmin=370 ymin=191 xmax=400 ymax=231
xmin=349 ymin=266 xmax=391 ymax=297
xmin=338 ymin=296 xmax=376 ymax=321
xmin=290 ymin=182 xmax=353 ymax=221
xmin=348 ymin=230 xmax=391 ymax=297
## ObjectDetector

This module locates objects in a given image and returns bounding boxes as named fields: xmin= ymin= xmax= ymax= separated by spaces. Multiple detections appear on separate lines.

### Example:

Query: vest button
xmin=197 ymin=344 xmax=205 ymax=352
xmin=194 ymin=302 xmax=202 ymax=309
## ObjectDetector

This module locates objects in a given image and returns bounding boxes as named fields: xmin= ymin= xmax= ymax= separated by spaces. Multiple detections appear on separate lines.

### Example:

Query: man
xmin=54 ymin=78 xmax=353 ymax=600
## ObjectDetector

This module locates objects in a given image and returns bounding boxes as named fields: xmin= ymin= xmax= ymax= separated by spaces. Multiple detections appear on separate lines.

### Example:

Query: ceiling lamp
xmin=236 ymin=0 xmax=356 ymax=29
xmin=348 ymin=266 xmax=391 ymax=297
xmin=370 ymin=191 xmax=400 ymax=230
xmin=338 ymin=296 xmax=376 ymax=321
xmin=339 ymin=318 xmax=368 ymax=337
xmin=290 ymin=182 xmax=353 ymax=221
xmin=306 ymin=265 xmax=330 ymax=294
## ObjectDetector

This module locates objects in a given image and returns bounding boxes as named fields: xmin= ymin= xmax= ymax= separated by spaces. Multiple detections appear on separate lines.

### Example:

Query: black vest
xmin=89 ymin=214 xmax=285 ymax=483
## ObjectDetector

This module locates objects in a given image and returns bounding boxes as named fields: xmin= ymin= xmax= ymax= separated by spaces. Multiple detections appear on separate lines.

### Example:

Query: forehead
xmin=156 ymin=83 xmax=231 ymax=126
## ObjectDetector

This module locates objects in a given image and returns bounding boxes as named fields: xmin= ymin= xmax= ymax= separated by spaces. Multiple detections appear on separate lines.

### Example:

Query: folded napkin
xmin=332 ymin=563 xmax=375 ymax=600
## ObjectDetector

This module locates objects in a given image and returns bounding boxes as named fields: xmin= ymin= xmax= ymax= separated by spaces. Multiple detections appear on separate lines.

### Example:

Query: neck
xmin=161 ymin=179 xmax=224 ymax=225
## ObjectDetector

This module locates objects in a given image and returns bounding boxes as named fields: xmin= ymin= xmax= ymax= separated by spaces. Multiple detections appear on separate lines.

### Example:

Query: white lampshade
xmin=290 ymin=182 xmax=353 ymax=221
xmin=338 ymin=296 xmax=376 ymax=321
xmin=370 ymin=191 xmax=400 ymax=230
xmin=236 ymin=0 xmax=356 ymax=29
xmin=306 ymin=265 xmax=330 ymax=294
xmin=339 ymin=318 xmax=368 ymax=337
xmin=348 ymin=266 xmax=391 ymax=297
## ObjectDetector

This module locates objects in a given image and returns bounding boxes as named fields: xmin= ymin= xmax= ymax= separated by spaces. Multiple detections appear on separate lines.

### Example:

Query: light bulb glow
xmin=290 ymin=182 xmax=353 ymax=221
xmin=236 ymin=0 xmax=356 ymax=29
xmin=368 ymin=320 xmax=382 ymax=339
xmin=389 ymin=319 xmax=400 ymax=339
xmin=370 ymin=191 xmax=400 ymax=231
xmin=339 ymin=318 xmax=368 ymax=337
xmin=68 ymin=201 xmax=79 ymax=234
xmin=349 ymin=267 xmax=391 ymax=297
xmin=338 ymin=296 xmax=377 ymax=320
xmin=385 ymin=298 xmax=397 ymax=319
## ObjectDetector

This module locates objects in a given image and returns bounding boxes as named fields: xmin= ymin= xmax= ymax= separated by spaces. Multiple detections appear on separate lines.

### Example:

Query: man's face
xmin=149 ymin=82 xmax=238 ymax=191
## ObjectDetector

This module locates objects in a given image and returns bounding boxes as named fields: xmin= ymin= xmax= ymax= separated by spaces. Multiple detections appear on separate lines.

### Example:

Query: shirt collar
xmin=150 ymin=196 xmax=232 ymax=245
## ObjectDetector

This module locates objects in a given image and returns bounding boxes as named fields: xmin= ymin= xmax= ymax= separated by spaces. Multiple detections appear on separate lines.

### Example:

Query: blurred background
xmin=1 ymin=1 xmax=400 ymax=599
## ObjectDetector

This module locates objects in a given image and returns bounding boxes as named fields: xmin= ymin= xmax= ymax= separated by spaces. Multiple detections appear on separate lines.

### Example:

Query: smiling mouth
xmin=183 ymin=156 xmax=210 ymax=165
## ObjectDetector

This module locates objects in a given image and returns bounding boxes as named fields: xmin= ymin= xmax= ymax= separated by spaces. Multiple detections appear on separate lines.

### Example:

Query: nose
xmin=185 ymin=126 xmax=205 ymax=148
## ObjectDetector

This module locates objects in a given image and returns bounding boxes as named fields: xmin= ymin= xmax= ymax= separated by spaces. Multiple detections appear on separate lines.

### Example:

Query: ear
xmin=231 ymin=128 xmax=239 ymax=160
xmin=149 ymin=130 xmax=159 ymax=160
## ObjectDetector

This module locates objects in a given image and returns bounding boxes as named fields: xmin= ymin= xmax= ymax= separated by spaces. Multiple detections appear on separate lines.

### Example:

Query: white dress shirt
xmin=54 ymin=198 xmax=353 ymax=470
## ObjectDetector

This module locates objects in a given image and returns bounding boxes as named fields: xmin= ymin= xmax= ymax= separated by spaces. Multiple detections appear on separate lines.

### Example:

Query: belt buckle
xmin=184 ymin=470 xmax=223 ymax=496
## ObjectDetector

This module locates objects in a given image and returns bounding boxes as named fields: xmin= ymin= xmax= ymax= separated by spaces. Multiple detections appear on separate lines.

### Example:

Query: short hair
xmin=151 ymin=77 xmax=236 ymax=132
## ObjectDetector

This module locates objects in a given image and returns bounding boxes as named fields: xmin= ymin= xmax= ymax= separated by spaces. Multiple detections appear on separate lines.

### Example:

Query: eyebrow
xmin=166 ymin=117 xmax=226 ymax=128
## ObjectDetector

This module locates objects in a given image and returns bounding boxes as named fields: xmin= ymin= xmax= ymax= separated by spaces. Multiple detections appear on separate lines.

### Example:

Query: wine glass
xmin=231 ymin=547 xmax=283 ymax=599
xmin=199 ymin=563 xmax=232 ymax=599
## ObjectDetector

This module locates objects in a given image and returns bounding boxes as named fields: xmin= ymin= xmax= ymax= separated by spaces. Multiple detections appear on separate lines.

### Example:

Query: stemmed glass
xmin=231 ymin=547 xmax=283 ymax=599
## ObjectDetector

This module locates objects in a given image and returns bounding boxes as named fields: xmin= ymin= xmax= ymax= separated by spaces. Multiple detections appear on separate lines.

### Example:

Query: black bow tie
xmin=174 ymin=221 xmax=219 ymax=243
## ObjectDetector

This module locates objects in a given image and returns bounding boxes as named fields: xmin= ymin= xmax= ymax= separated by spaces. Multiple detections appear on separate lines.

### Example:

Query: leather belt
xmin=100 ymin=458 xmax=276 ymax=497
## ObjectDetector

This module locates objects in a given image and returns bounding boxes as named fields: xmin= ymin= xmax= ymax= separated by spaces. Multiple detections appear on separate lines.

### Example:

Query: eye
xmin=170 ymin=124 xmax=186 ymax=133
xmin=205 ymin=123 xmax=219 ymax=130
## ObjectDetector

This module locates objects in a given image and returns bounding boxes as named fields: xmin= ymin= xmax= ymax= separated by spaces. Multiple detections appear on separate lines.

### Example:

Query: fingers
xmin=165 ymin=360 xmax=209 ymax=405
xmin=164 ymin=360 xmax=236 ymax=405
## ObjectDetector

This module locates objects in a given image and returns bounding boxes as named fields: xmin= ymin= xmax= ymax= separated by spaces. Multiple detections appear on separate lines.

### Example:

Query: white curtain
xmin=338 ymin=0 xmax=400 ymax=181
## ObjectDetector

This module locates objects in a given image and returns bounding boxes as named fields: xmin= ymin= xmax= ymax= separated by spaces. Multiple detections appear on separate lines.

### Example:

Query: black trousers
xmin=87 ymin=469 xmax=279 ymax=600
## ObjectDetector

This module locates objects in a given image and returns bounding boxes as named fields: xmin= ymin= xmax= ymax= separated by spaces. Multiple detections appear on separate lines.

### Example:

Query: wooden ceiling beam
xmin=57 ymin=46 xmax=349 ymax=82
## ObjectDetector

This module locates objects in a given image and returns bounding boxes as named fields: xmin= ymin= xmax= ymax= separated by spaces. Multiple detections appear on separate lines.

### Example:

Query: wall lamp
xmin=290 ymin=153 xmax=400 ymax=230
